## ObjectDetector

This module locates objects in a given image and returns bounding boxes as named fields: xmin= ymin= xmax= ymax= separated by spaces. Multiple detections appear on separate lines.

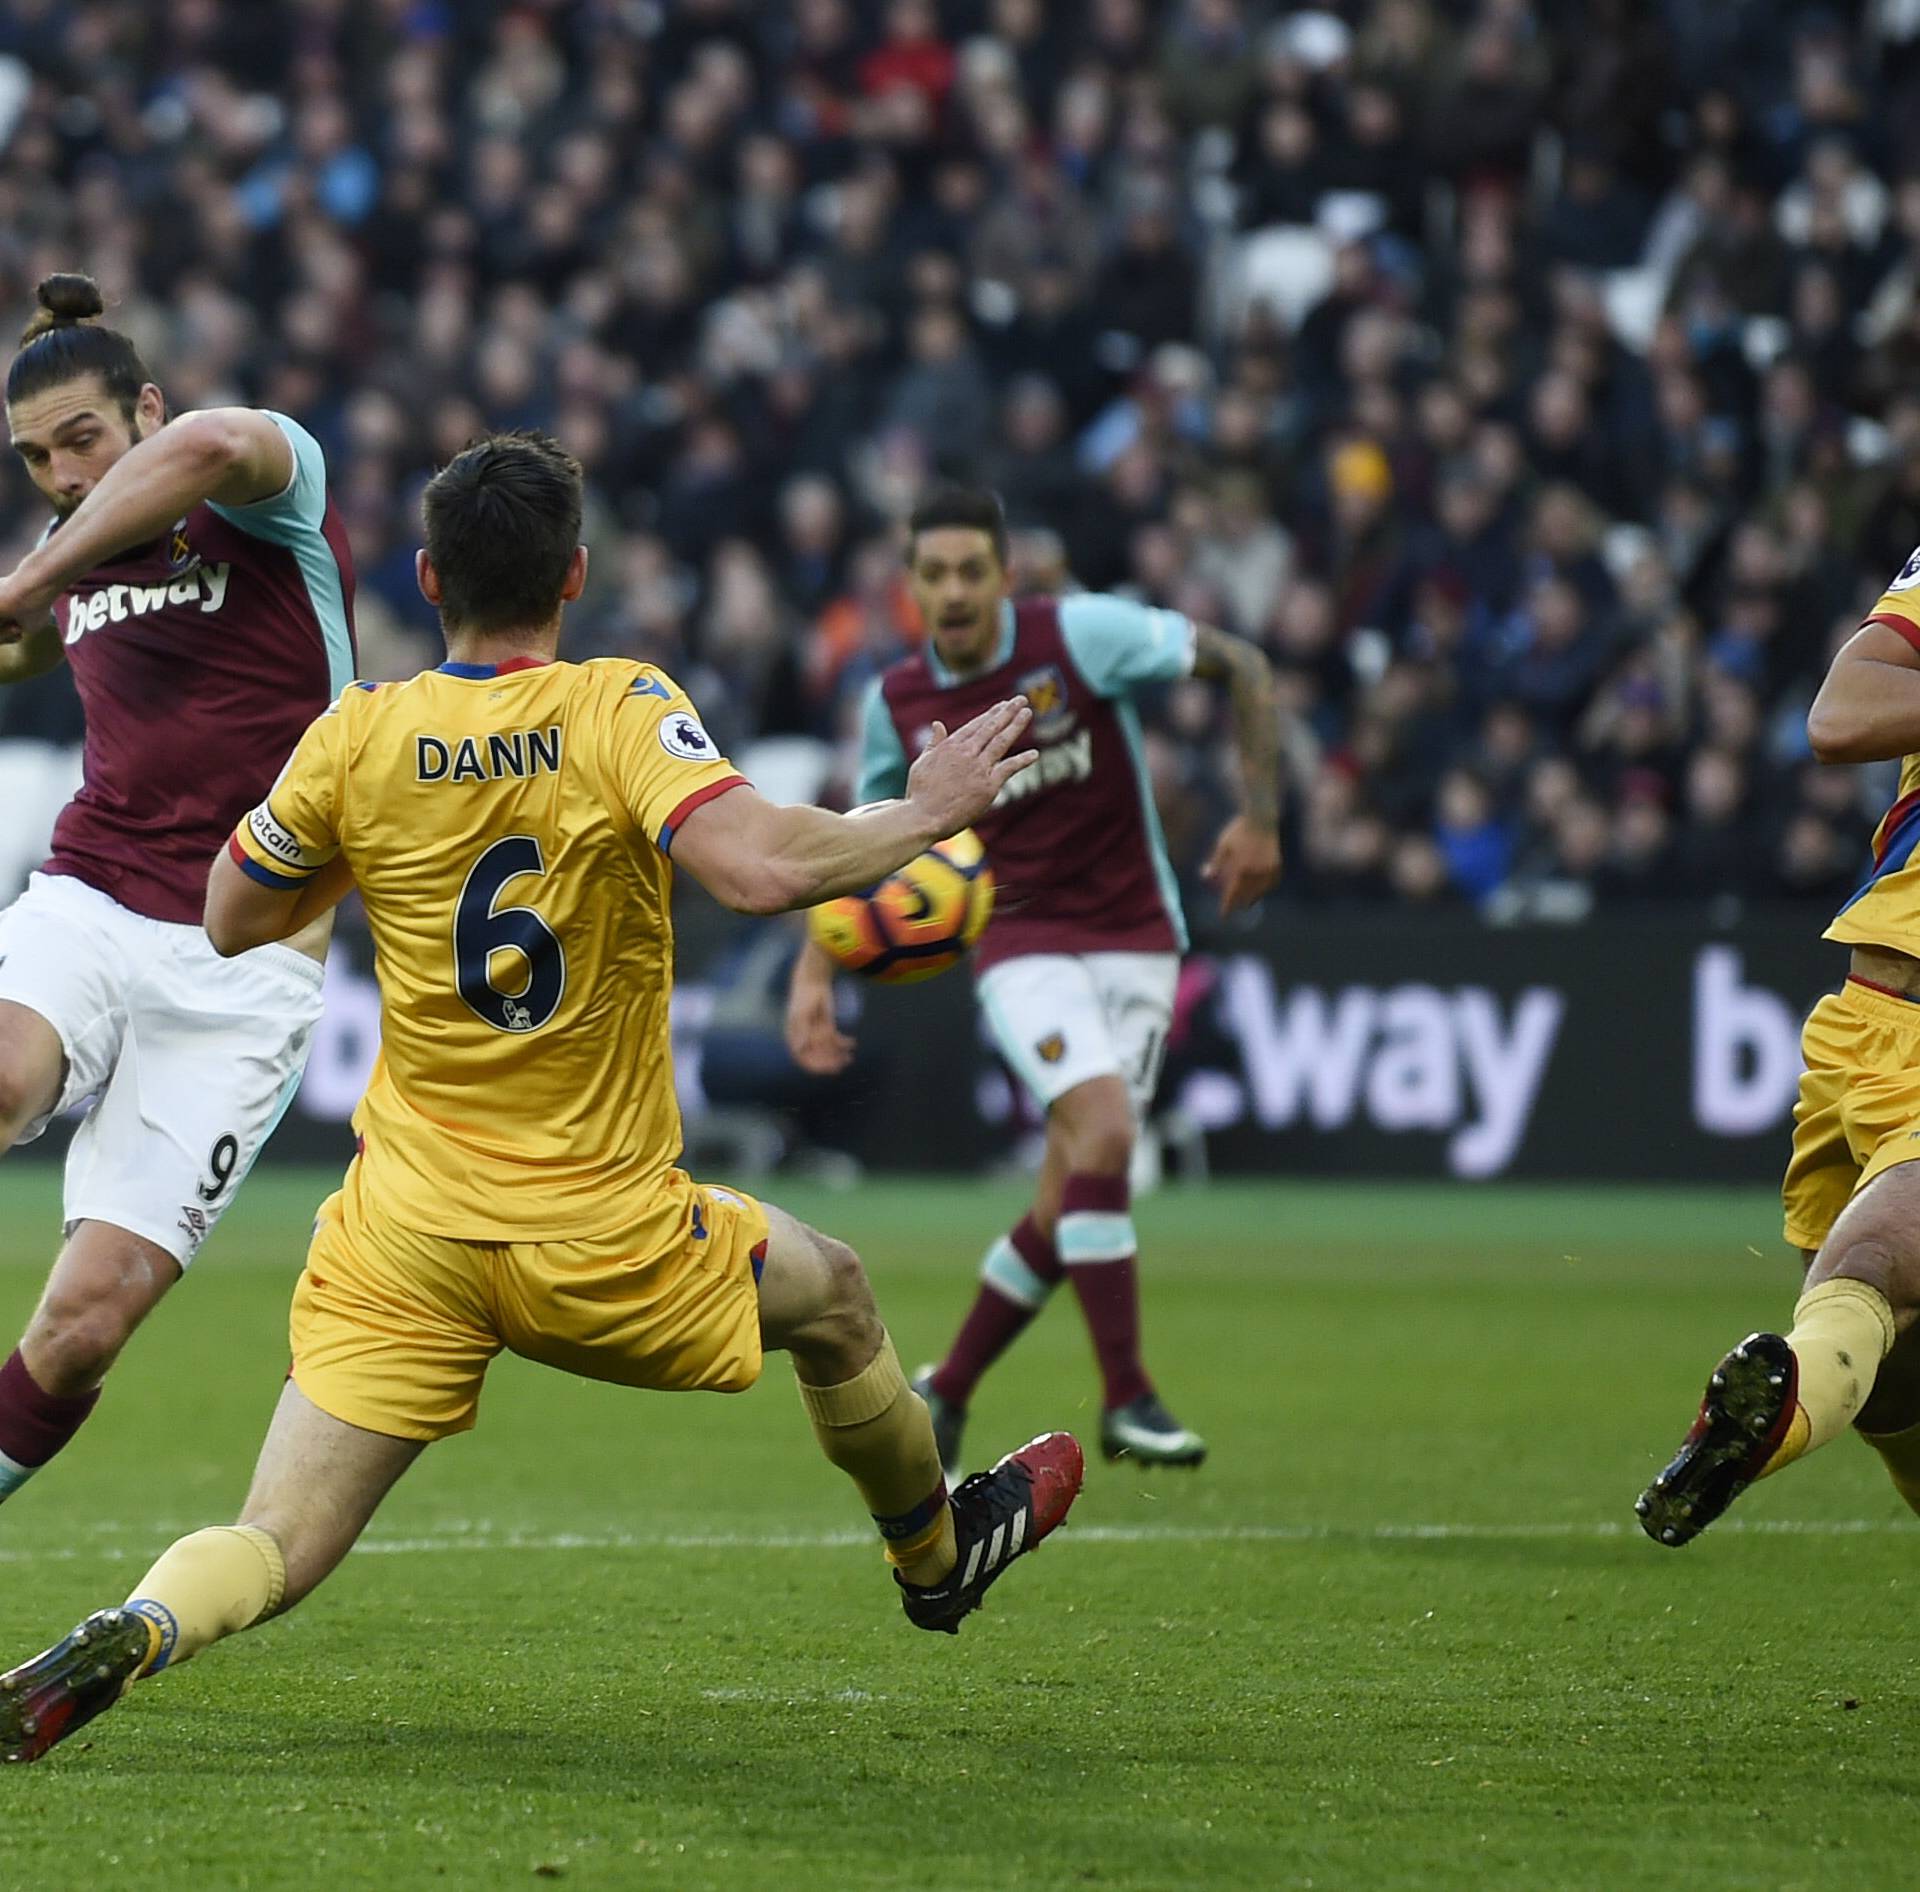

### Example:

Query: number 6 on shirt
xmin=453 ymin=834 xmax=566 ymax=1033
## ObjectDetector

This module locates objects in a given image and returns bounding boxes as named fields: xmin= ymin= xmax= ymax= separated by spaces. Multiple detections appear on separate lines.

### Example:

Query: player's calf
xmin=1055 ymin=1171 xmax=1212 ymax=1465
xmin=760 ymin=1210 xmax=959 ymax=1586
xmin=1862 ymin=1411 xmax=1920 ymax=1516
xmin=796 ymin=1331 xmax=957 ymax=1587
xmin=0 ymin=1227 xmax=179 ymax=1505
xmin=21 ymin=1223 xmax=180 ymax=1393
xmin=1851 ymin=1326 xmax=1920 ymax=1515
xmin=925 ymin=1213 xmax=1062 ymax=1430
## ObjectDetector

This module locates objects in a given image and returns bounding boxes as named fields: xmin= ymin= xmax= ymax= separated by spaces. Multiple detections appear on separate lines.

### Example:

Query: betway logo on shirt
xmin=65 ymin=564 xmax=233 ymax=642
xmin=992 ymin=727 xmax=1093 ymax=807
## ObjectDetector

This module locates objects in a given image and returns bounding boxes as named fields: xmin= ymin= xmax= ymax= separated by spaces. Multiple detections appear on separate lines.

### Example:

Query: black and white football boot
xmin=1100 ymin=1392 xmax=1207 ymax=1467
xmin=896 ymin=1430 xmax=1084 ymax=1635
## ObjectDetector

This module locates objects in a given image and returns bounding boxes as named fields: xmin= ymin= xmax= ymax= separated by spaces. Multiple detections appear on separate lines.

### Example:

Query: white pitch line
xmin=0 ymin=1516 xmax=1916 ymax=1565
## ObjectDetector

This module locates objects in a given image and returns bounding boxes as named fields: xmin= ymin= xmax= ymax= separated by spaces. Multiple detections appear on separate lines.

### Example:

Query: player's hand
xmin=0 ymin=564 xmax=58 ymax=633
xmin=1202 ymin=815 xmax=1281 ymax=914
xmin=905 ymin=698 xmax=1037 ymax=836
xmin=786 ymin=953 xmax=855 ymax=1075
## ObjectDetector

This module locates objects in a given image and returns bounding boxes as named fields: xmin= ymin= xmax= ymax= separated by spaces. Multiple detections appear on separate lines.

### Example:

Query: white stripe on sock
xmin=1057 ymin=1210 xmax=1135 ymax=1265
xmin=981 ymin=1235 xmax=1051 ymax=1308
xmin=0 ymin=1444 xmax=34 ymax=1501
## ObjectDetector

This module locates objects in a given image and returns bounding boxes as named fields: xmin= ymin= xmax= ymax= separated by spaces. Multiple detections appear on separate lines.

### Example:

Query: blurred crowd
xmin=0 ymin=0 xmax=1917 ymax=920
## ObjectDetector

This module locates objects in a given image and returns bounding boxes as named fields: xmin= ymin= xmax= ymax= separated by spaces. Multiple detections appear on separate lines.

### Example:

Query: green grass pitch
xmin=1 ymin=1166 xmax=1915 ymax=1889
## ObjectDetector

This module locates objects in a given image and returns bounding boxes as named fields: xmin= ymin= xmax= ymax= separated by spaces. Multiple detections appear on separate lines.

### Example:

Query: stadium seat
xmin=1217 ymin=226 xmax=1335 ymax=336
xmin=738 ymin=736 xmax=834 ymax=810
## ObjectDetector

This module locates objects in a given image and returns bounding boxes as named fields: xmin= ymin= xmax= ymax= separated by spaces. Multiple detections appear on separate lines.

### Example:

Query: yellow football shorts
xmin=1782 ymin=978 xmax=1920 ymax=1254
xmin=290 ymin=1162 xmax=770 ymax=1441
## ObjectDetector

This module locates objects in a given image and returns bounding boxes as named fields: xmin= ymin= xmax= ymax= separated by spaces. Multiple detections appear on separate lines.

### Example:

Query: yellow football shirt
xmin=228 ymin=656 xmax=745 ymax=1241
xmin=1825 ymin=554 xmax=1920 ymax=961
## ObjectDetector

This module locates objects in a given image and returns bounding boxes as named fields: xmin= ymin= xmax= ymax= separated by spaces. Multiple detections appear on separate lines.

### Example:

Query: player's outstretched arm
xmin=204 ymin=850 xmax=354 ymax=958
xmin=0 ymin=409 xmax=294 ymax=625
xmin=1808 ymin=622 xmax=1920 ymax=764
xmin=674 ymin=698 xmax=1036 ymax=918
xmin=1190 ymin=622 xmax=1283 ymax=912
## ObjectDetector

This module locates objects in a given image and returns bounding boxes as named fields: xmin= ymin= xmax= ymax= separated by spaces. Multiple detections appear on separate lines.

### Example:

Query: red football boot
xmin=896 ymin=1430 xmax=1084 ymax=1633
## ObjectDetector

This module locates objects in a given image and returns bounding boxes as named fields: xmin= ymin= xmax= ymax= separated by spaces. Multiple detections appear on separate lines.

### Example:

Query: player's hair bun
xmin=21 ymin=273 xmax=106 ymax=345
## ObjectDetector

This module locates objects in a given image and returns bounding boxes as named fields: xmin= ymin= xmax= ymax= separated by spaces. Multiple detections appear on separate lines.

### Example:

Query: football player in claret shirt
xmin=0 ymin=433 xmax=1083 ymax=1764
xmin=1639 ymin=547 xmax=1920 ymax=1546
xmin=788 ymin=485 xmax=1282 ymax=1475
xmin=0 ymin=274 xmax=354 ymax=1512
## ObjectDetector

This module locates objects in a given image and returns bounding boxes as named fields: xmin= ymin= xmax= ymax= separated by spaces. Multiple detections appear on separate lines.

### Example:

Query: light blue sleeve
xmin=854 ymin=677 xmax=910 ymax=804
xmin=207 ymin=410 xmax=356 ymax=693
xmin=1058 ymin=593 xmax=1196 ymax=699
xmin=207 ymin=410 xmax=328 ymax=546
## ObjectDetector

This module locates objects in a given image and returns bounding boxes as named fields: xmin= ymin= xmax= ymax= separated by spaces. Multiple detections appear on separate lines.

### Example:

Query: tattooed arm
xmin=1189 ymin=622 xmax=1282 ymax=911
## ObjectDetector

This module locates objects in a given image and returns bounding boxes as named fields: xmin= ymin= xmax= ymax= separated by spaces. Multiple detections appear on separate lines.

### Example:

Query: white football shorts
xmin=976 ymin=950 xmax=1179 ymax=1115
xmin=0 ymin=871 xmax=325 ymax=1265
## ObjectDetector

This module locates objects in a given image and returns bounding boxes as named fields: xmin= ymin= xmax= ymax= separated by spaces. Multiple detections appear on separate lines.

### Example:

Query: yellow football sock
xmin=123 ymin=1524 xmax=286 ymax=1675
xmin=1760 ymin=1278 xmax=1897 ymax=1478
xmin=1861 ymin=1417 xmax=1920 ymax=1517
xmin=795 ymin=1335 xmax=957 ymax=1587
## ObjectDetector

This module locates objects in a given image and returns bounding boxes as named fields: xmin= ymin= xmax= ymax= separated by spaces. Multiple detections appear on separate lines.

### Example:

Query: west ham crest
xmin=1018 ymin=664 xmax=1073 ymax=739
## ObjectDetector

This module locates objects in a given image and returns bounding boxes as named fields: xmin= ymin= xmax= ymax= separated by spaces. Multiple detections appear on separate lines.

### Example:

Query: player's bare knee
xmin=0 ymin=1061 xmax=49 ymax=1147
xmin=1816 ymin=1237 xmax=1916 ymax=1312
xmin=1058 ymin=1111 xmax=1133 ymax=1176
xmin=23 ymin=1291 xmax=140 ymax=1394
xmin=823 ymin=1237 xmax=883 ymax=1349
xmin=793 ymin=1236 xmax=884 ymax=1382
xmin=1051 ymin=1077 xmax=1135 ymax=1176
xmin=24 ymin=1234 xmax=176 ymax=1393
xmin=0 ymin=1007 xmax=65 ymax=1142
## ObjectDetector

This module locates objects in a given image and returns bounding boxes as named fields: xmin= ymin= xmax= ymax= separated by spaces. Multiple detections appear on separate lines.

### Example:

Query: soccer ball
xmin=807 ymin=828 xmax=994 ymax=984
